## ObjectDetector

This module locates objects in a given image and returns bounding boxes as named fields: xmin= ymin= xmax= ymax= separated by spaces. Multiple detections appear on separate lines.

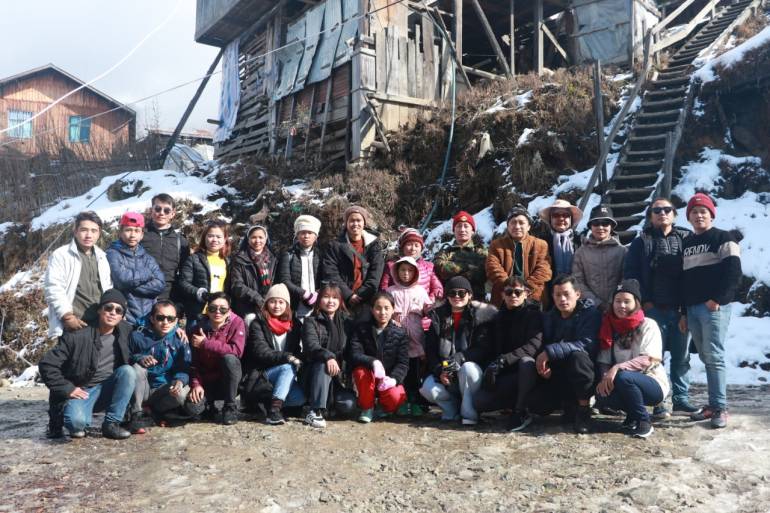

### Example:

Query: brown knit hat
xmin=343 ymin=205 xmax=371 ymax=227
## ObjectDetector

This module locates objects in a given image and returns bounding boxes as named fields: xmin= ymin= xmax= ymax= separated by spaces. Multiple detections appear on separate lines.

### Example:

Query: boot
xmin=266 ymin=398 xmax=285 ymax=425
xmin=102 ymin=422 xmax=131 ymax=440
xmin=574 ymin=404 xmax=592 ymax=434
xmin=222 ymin=403 xmax=239 ymax=426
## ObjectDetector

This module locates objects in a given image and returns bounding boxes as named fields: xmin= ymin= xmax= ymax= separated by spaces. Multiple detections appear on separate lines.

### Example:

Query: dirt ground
xmin=1 ymin=384 xmax=769 ymax=513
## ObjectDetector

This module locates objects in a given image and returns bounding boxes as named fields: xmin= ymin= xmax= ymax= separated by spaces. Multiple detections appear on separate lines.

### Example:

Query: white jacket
xmin=44 ymin=239 xmax=112 ymax=338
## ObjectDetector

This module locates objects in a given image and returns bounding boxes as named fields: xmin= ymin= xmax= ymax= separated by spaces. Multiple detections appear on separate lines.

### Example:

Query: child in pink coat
xmin=380 ymin=228 xmax=443 ymax=301
xmin=386 ymin=256 xmax=433 ymax=416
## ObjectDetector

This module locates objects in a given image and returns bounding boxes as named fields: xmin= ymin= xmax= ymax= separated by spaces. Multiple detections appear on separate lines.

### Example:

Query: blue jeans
xmin=419 ymin=362 xmax=482 ymax=421
xmin=63 ymin=365 xmax=136 ymax=433
xmin=597 ymin=370 xmax=664 ymax=422
xmin=264 ymin=363 xmax=306 ymax=407
xmin=687 ymin=303 xmax=731 ymax=410
xmin=647 ymin=306 xmax=690 ymax=405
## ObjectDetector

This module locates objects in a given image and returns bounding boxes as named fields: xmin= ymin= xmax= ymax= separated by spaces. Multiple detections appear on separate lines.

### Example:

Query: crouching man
xmin=39 ymin=290 xmax=136 ymax=440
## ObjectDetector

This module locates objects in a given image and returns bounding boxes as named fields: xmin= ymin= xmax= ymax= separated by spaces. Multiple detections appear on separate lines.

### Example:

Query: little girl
xmin=386 ymin=256 xmax=433 ymax=416
xmin=348 ymin=292 xmax=409 ymax=423
xmin=380 ymin=228 xmax=443 ymax=301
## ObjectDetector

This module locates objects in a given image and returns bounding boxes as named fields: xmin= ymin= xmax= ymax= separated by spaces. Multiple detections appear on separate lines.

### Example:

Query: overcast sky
xmin=0 ymin=1 xmax=223 ymax=136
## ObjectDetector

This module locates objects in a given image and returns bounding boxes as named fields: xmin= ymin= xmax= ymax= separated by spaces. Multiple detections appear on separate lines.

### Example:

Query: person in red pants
xmin=348 ymin=292 xmax=409 ymax=422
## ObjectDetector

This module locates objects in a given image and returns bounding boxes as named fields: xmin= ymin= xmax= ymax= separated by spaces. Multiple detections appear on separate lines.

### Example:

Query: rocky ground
xmin=1 ymin=384 xmax=769 ymax=513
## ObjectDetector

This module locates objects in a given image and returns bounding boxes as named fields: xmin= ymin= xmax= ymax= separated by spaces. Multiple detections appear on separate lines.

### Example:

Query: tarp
xmin=294 ymin=3 xmax=326 ymax=93
xmin=308 ymin=0 xmax=343 ymax=84
xmin=214 ymin=40 xmax=240 ymax=143
xmin=163 ymin=144 xmax=209 ymax=174
xmin=273 ymin=16 xmax=307 ymax=100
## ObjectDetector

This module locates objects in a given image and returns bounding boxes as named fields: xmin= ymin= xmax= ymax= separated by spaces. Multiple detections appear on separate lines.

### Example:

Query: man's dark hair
xmin=372 ymin=291 xmax=396 ymax=307
xmin=552 ymin=274 xmax=580 ymax=292
xmin=207 ymin=291 xmax=231 ymax=305
xmin=74 ymin=211 xmax=103 ymax=229
xmin=152 ymin=193 xmax=175 ymax=209
xmin=150 ymin=300 xmax=177 ymax=317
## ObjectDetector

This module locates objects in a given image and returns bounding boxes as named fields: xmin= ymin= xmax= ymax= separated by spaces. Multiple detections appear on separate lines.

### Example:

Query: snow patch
xmin=10 ymin=365 xmax=39 ymax=387
xmin=694 ymin=25 xmax=770 ymax=84
xmin=517 ymin=128 xmax=535 ymax=148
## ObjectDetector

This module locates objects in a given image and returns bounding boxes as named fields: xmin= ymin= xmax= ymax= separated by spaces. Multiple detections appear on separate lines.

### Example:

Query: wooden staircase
xmin=603 ymin=0 xmax=759 ymax=244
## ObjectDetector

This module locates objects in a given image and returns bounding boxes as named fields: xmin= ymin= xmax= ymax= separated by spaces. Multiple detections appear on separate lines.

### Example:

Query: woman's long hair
xmin=198 ymin=219 xmax=232 ymax=259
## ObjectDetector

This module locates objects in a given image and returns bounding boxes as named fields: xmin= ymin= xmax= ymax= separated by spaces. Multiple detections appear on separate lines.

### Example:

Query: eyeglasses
xmin=503 ymin=287 xmax=527 ymax=297
xmin=153 ymin=206 xmax=173 ymax=215
xmin=153 ymin=314 xmax=177 ymax=323
xmin=590 ymin=220 xmax=613 ymax=227
xmin=209 ymin=306 xmax=230 ymax=314
xmin=101 ymin=304 xmax=125 ymax=315
xmin=447 ymin=289 xmax=469 ymax=299
xmin=651 ymin=206 xmax=675 ymax=215
xmin=551 ymin=212 xmax=571 ymax=219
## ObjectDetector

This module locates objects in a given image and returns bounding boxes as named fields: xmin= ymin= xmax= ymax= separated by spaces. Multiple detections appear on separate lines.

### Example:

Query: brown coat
xmin=486 ymin=233 xmax=552 ymax=305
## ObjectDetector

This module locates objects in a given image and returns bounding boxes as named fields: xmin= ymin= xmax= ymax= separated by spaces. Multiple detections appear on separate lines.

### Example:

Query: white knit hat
xmin=294 ymin=214 xmax=322 ymax=236
xmin=264 ymin=283 xmax=291 ymax=304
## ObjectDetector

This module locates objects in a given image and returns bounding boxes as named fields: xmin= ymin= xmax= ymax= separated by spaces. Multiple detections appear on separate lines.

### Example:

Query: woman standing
xmin=178 ymin=220 xmax=232 ymax=321
xmin=230 ymin=225 xmax=277 ymax=323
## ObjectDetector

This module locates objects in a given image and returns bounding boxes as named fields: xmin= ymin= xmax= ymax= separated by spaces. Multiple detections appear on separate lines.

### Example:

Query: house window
xmin=69 ymin=116 xmax=91 ymax=143
xmin=7 ymin=110 xmax=33 ymax=139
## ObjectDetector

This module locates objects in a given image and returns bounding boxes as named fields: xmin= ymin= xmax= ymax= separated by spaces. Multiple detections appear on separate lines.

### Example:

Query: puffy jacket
xmin=39 ymin=321 xmax=132 ymax=400
xmin=424 ymin=300 xmax=498 ymax=376
xmin=106 ymin=240 xmax=165 ymax=325
xmin=624 ymin=225 xmax=691 ymax=308
xmin=348 ymin=320 xmax=409 ymax=384
xmin=322 ymin=231 xmax=385 ymax=303
xmin=572 ymin=235 xmax=627 ymax=309
xmin=229 ymin=244 xmax=277 ymax=318
xmin=302 ymin=311 xmax=353 ymax=364
xmin=129 ymin=326 xmax=191 ymax=388
xmin=541 ymin=298 xmax=601 ymax=361
xmin=189 ymin=313 xmax=246 ymax=388
xmin=44 ymin=240 xmax=113 ymax=338
xmin=486 ymin=233 xmax=552 ymax=305
xmin=386 ymin=280 xmax=432 ymax=358
xmin=177 ymin=252 xmax=231 ymax=320
xmin=483 ymin=300 xmax=543 ymax=370
xmin=244 ymin=312 xmax=303 ymax=372
xmin=277 ymin=243 xmax=322 ymax=310
xmin=140 ymin=221 xmax=190 ymax=300
xmin=433 ymin=237 xmax=488 ymax=300
xmin=380 ymin=258 xmax=443 ymax=300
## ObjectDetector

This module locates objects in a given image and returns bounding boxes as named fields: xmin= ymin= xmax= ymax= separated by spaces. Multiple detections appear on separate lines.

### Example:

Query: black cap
xmin=588 ymin=204 xmax=617 ymax=228
xmin=506 ymin=204 xmax=533 ymax=224
xmin=613 ymin=279 xmax=641 ymax=303
xmin=99 ymin=289 xmax=128 ymax=311
xmin=446 ymin=275 xmax=473 ymax=293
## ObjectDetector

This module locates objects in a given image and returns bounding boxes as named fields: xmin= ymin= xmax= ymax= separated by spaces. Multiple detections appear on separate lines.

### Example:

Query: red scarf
xmin=267 ymin=315 xmax=293 ymax=336
xmin=599 ymin=309 xmax=645 ymax=350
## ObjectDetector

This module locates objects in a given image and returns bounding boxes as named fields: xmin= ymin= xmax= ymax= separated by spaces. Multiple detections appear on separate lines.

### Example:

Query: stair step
xmin=638 ymin=108 xmax=681 ymax=119
xmin=633 ymin=121 xmax=678 ymax=131
xmin=619 ymin=158 xmax=663 ymax=167
xmin=645 ymin=86 xmax=687 ymax=98
xmin=653 ymin=76 xmax=690 ymax=87
xmin=613 ymin=173 xmax=659 ymax=184
xmin=628 ymin=133 xmax=668 ymax=142
xmin=657 ymin=70 xmax=689 ymax=80
xmin=606 ymin=187 xmax=655 ymax=199
xmin=664 ymin=64 xmax=691 ymax=72
xmin=606 ymin=200 xmax=650 ymax=210
xmin=626 ymin=148 xmax=666 ymax=157
xmin=642 ymin=97 xmax=685 ymax=109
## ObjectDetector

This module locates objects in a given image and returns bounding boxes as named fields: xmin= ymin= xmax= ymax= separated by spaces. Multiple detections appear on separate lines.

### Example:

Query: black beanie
xmin=613 ymin=279 xmax=641 ymax=303
xmin=445 ymin=275 xmax=473 ymax=293
xmin=99 ymin=289 xmax=128 ymax=311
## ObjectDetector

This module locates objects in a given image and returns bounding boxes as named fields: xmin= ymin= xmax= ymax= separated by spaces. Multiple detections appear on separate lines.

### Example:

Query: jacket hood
xmin=392 ymin=256 xmax=420 ymax=287
xmin=233 ymin=246 xmax=273 ymax=265
xmin=239 ymin=225 xmax=270 ymax=252
xmin=500 ymin=298 xmax=541 ymax=314
xmin=109 ymin=239 xmax=149 ymax=256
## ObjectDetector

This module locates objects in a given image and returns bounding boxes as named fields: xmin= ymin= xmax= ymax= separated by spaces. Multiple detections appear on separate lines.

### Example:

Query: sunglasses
xmin=153 ymin=205 xmax=173 ymax=215
xmin=101 ymin=304 xmax=125 ymax=315
xmin=551 ymin=212 xmax=571 ymax=219
xmin=503 ymin=287 xmax=527 ymax=297
xmin=651 ymin=206 xmax=675 ymax=215
xmin=209 ymin=306 xmax=230 ymax=314
xmin=590 ymin=220 xmax=613 ymax=227
xmin=447 ymin=289 xmax=469 ymax=299
xmin=153 ymin=314 xmax=177 ymax=323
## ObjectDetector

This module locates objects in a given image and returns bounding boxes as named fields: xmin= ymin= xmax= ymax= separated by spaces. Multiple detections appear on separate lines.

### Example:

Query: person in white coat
xmin=44 ymin=211 xmax=113 ymax=338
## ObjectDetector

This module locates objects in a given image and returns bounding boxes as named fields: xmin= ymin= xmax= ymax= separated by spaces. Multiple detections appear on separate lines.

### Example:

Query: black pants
xmin=203 ymin=354 xmax=242 ymax=406
xmin=527 ymin=351 xmax=595 ymax=415
xmin=306 ymin=361 xmax=356 ymax=415
xmin=473 ymin=357 xmax=537 ymax=413
xmin=403 ymin=357 xmax=424 ymax=402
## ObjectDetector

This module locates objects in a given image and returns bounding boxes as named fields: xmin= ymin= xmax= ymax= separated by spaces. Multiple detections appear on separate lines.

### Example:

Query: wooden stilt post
xmin=454 ymin=0 xmax=463 ymax=69
xmin=534 ymin=0 xmax=544 ymax=75
xmin=284 ymin=95 xmax=296 ymax=160
xmin=304 ymin=84 xmax=317 ymax=158
xmin=469 ymin=0 xmax=512 ymax=77
xmin=318 ymin=77 xmax=333 ymax=158
xmin=510 ymin=0 xmax=516 ymax=75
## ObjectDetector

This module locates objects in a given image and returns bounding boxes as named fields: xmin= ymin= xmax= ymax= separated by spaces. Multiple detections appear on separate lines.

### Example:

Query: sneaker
xmin=652 ymin=405 xmax=671 ymax=421
xmin=574 ymin=405 xmax=592 ymax=434
xmin=396 ymin=403 xmax=410 ymax=416
xmin=691 ymin=406 xmax=715 ymax=421
xmin=102 ymin=422 xmax=131 ymax=440
xmin=673 ymin=400 xmax=702 ymax=414
xmin=358 ymin=408 xmax=374 ymax=423
xmin=266 ymin=409 xmax=285 ymax=425
xmin=461 ymin=417 xmax=478 ymax=426
xmin=374 ymin=406 xmax=390 ymax=420
xmin=410 ymin=403 xmax=425 ymax=417
xmin=621 ymin=416 xmax=637 ymax=431
xmin=632 ymin=420 xmax=654 ymax=439
xmin=201 ymin=403 xmax=220 ymax=422
xmin=68 ymin=430 xmax=86 ymax=439
xmin=128 ymin=412 xmax=150 ymax=434
xmin=222 ymin=404 xmax=239 ymax=426
xmin=506 ymin=410 xmax=532 ymax=432
xmin=710 ymin=409 xmax=728 ymax=429
xmin=304 ymin=410 xmax=327 ymax=428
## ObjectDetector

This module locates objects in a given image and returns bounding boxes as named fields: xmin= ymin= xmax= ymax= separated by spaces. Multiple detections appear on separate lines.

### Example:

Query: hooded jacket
xmin=140 ymin=221 xmax=190 ymax=300
xmin=105 ymin=240 xmax=165 ymax=324
xmin=385 ymin=261 xmax=433 ymax=358
xmin=129 ymin=326 xmax=192 ymax=388
xmin=486 ymin=233 xmax=552 ymax=305
xmin=380 ymin=258 xmax=443 ymax=300
xmin=572 ymin=234 xmax=627 ymax=309
xmin=189 ymin=312 xmax=246 ymax=388
xmin=321 ymin=230 xmax=384 ymax=303
xmin=229 ymin=234 xmax=278 ymax=318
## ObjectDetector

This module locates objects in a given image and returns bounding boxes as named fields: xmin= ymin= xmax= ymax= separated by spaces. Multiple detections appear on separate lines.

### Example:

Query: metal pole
xmin=593 ymin=60 xmax=607 ymax=189
xmin=510 ymin=0 xmax=516 ymax=75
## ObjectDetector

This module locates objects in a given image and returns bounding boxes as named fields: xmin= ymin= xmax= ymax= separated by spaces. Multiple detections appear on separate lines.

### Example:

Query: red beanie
xmin=686 ymin=193 xmax=716 ymax=219
xmin=398 ymin=228 xmax=424 ymax=250
xmin=452 ymin=211 xmax=476 ymax=231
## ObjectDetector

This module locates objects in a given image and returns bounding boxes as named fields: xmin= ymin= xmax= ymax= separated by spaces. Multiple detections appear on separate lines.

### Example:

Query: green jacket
xmin=433 ymin=239 xmax=488 ymax=300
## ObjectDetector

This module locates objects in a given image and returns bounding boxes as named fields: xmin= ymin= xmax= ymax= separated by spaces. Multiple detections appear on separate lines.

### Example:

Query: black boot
xmin=222 ymin=403 xmax=239 ymax=425
xmin=266 ymin=398 xmax=285 ymax=425
xmin=574 ymin=405 xmax=592 ymax=434
xmin=102 ymin=422 xmax=131 ymax=440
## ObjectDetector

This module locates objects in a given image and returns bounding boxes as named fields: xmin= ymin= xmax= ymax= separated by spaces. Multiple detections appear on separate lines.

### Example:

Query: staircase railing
xmin=652 ymin=0 xmax=720 ymax=53
xmin=657 ymin=80 xmax=696 ymax=197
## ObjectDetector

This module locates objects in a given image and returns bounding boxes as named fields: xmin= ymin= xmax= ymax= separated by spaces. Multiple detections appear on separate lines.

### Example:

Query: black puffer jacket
xmin=321 ymin=231 xmax=384 ymax=303
xmin=424 ymin=301 xmax=498 ymax=377
xmin=483 ymin=300 xmax=543 ymax=371
xmin=348 ymin=320 xmax=409 ymax=384
xmin=140 ymin=221 xmax=190 ymax=300
xmin=39 ymin=322 xmax=132 ymax=400
xmin=302 ymin=311 xmax=352 ymax=364
xmin=243 ymin=313 xmax=303 ymax=372
xmin=278 ymin=243 xmax=322 ymax=310
xmin=177 ymin=252 xmax=231 ymax=320
xmin=229 ymin=244 xmax=277 ymax=318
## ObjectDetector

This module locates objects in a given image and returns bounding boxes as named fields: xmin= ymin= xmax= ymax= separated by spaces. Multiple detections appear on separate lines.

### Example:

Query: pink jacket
xmin=386 ymin=282 xmax=433 ymax=358
xmin=190 ymin=313 xmax=246 ymax=388
xmin=380 ymin=258 xmax=443 ymax=300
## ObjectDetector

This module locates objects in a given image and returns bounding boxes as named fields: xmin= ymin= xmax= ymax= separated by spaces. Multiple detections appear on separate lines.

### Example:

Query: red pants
xmin=352 ymin=366 xmax=407 ymax=413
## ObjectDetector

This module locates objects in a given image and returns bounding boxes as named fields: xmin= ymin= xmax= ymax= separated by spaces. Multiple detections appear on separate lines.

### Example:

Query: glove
xmin=372 ymin=360 xmax=386 ymax=379
xmin=483 ymin=358 xmax=504 ymax=390
xmin=307 ymin=292 xmax=318 ymax=306
xmin=420 ymin=316 xmax=432 ymax=331
xmin=196 ymin=288 xmax=209 ymax=303
xmin=377 ymin=376 xmax=396 ymax=392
